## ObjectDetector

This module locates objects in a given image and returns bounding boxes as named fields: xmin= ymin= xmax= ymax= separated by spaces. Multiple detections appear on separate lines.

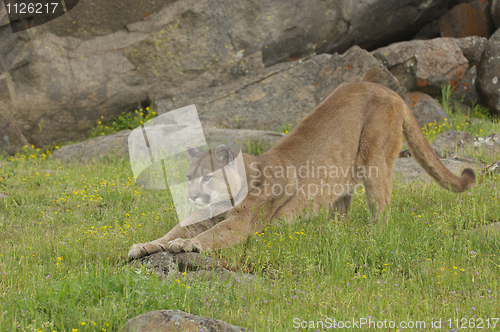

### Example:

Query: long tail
xmin=401 ymin=100 xmax=475 ymax=192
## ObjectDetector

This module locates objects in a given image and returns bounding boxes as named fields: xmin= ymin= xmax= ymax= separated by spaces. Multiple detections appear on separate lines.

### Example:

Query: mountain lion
xmin=128 ymin=82 xmax=475 ymax=258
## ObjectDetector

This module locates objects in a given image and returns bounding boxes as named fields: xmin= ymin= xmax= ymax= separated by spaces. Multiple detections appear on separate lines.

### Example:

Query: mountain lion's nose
xmin=188 ymin=195 xmax=198 ymax=201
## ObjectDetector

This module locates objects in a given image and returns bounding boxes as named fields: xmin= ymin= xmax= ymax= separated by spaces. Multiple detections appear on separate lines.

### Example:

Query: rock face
xmin=403 ymin=92 xmax=448 ymax=128
xmin=393 ymin=157 xmax=477 ymax=182
xmin=452 ymin=65 xmax=479 ymax=104
xmin=171 ymin=47 xmax=400 ymax=131
xmin=133 ymin=250 xmax=258 ymax=285
xmin=123 ymin=310 xmax=250 ymax=332
xmin=259 ymin=0 xmax=450 ymax=67
xmin=477 ymin=29 xmax=500 ymax=116
xmin=373 ymin=35 xmax=489 ymax=107
xmin=51 ymin=127 xmax=285 ymax=163
xmin=455 ymin=36 xmax=489 ymax=67
xmin=0 ymin=0 xmax=451 ymax=149
xmin=314 ymin=46 xmax=401 ymax=102
xmin=134 ymin=250 xmax=220 ymax=275
xmin=51 ymin=130 xmax=132 ymax=164
xmin=0 ymin=2 xmax=7 ymax=27
xmin=438 ymin=1 xmax=494 ymax=38
xmin=491 ymin=0 xmax=500 ymax=28
xmin=174 ymin=252 xmax=218 ymax=272
xmin=372 ymin=38 xmax=470 ymax=96
xmin=133 ymin=251 xmax=179 ymax=276
xmin=432 ymin=130 xmax=500 ymax=156
xmin=0 ymin=113 xmax=29 ymax=155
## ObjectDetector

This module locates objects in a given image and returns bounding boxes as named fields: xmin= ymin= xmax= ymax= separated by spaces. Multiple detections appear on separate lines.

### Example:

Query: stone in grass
xmin=130 ymin=251 xmax=220 ymax=274
xmin=393 ymin=157 xmax=477 ymax=183
xmin=130 ymin=251 xmax=257 ymax=286
xmin=484 ymin=161 xmax=500 ymax=175
xmin=173 ymin=252 xmax=219 ymax=272
xmin=432 ymin=131 xmax=500 ymax=157
xmin=129 ymin=251 xmax=179 ymax=277
xmin=185 ymin=268 xmax=259 ymax=287
xmin=123 ymin=310 xmax=251 ymax=332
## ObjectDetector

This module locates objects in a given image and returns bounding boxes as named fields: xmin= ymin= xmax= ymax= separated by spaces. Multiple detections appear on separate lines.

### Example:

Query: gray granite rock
xmin=477 ymin=28 xmax=500 ymax=116
xmin=123 ymin=310 xmax=251 ymax=332
xmin=402 ymin=92 xmax=448 ymax=128
xmin=432 ymin=130 xmax=500 ymax=157
xmin=393 ymin=157 xmax=477 ymax=183
xmin=52 ymin=127 xmax=285 ymax=163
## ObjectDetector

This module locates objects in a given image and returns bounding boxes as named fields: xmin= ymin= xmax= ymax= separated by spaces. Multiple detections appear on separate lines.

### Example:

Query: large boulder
xmin=432 ymin=130 xmax=500 ymax=157
xmin=492 ymin=0 xmax=500 ymax=28
xmin=124 ymin=310 xmax=250 ymax=332
xmin=51 ymin=127 xmax=285 ymax=163
xmin=394 ymin=157 xmax=477 ymax=182
xmin=171 ymin=47 xmax=400 ymax=131
xmin=432 ymin=130 xmax=478 ymax=153
xmin=132 ymin=251 xmax=258 ymax=284
xmin=438 ymin=1 xmax=494 ymax=38
xmin=0 ymin=2 xmax=8 ymax=28
xmin=455 ymin=36 xmax=489 ymax=67
xmin=477 ymin=29 xmax=500 ymax=116
xmin=372 ymin=38 xmax=469 ymax=97
xmin=259 ymin=0 xmax=450 ymax=66
xmin=314 ymin=46 xmax=401 ymax=102
xmin=0 ymin=0 xmax=451 ymax=149
xmin=402 ymin=92 xmax=449 ymax=128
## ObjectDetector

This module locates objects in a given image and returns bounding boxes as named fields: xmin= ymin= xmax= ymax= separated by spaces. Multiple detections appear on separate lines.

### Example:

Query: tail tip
xmin=461 ymin=168 xmax=476 ymax=189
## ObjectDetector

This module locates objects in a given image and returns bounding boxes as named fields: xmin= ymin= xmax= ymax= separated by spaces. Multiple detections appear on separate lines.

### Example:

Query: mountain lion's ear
xmin=185 ymin=146 xmax=201 ymax=160
xmin=215 ymin=144 xmax=235 ymax=165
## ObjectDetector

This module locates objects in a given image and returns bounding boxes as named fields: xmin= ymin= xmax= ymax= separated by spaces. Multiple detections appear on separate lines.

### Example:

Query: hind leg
xmin=329 ymin=195 xmax=352 ymax=221
xmin=363 ymin=166 xmax=392 ymax=223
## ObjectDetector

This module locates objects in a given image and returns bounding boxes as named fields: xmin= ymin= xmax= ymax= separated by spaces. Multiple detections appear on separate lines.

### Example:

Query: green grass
xmin=0 ymin=143 xmax=499 ymax=331
xmin=246 ymin=140 xmax=268 ymax=156
xmin=88 ymin=105 xmax=157 ymax=139
xmin=421 ymin=85 xmax=500 ymax=143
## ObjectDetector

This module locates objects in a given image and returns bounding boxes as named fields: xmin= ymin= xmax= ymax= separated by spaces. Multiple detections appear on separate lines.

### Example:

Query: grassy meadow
xmin=0 ymin=94 xmax=500 ymax=331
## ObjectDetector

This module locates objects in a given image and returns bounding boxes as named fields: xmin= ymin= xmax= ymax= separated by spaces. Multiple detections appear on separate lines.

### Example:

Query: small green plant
xmin=246 ymin=139 xmax=268 ymax=156
xmin=89 ymin=105 xmax=157 ymax=139
xmin=439 ymin=84 xmax=454 ymax=115
xmin=279 ymin=118 xmax=300 ymax=134
xmin=420 ymin=85 xmax=500 ymax=142
xmin=439 ymin=84 xmax=497 ymax=121
xmin=470 ymin=99 xmax=495 ymax=120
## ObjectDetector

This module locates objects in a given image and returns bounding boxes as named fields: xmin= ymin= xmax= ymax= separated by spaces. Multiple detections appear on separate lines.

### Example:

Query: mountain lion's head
xmin=185 ymin=144 xmax=244 ymax=208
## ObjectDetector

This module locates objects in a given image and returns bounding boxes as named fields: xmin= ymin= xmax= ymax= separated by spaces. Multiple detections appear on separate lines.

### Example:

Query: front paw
xmin=128 ymin=242 xmax=165 ymax=260
xmin=167 ymin=238 xmax=202 ymax=253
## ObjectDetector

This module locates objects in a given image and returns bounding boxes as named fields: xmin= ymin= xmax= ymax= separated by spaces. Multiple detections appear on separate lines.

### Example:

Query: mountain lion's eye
xmin=203 ymin=175 xmax=212 ymax=182
xmin=186 ymin=176 xmax=191 ymax=181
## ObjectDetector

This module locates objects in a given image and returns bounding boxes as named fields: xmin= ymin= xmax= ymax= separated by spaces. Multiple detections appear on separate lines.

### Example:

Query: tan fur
xmin=128 ymin=82 xmax=475 ymax=258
